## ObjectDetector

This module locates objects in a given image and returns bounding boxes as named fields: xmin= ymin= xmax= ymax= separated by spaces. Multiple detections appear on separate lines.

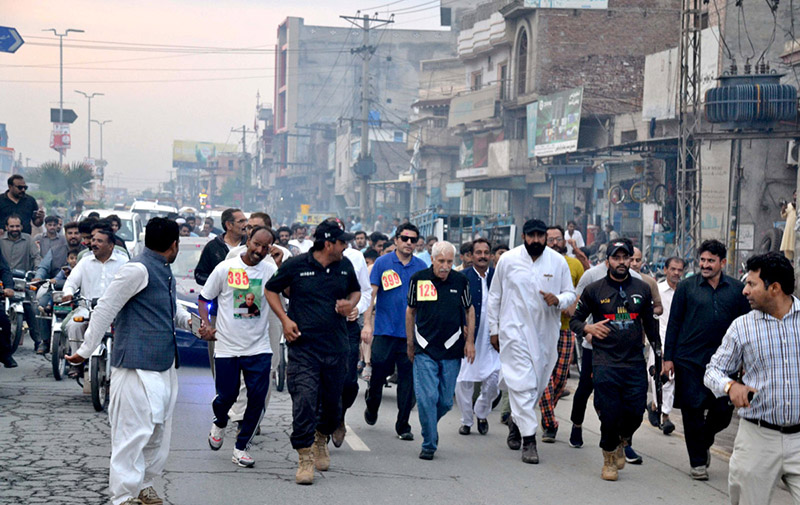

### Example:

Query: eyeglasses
xmin=14 ymin=185 xmax=27 ymax=190
xmin=546 ymin=237 xmax=564 ymax=244
xmin=397 ymin=235 xmax=417 ymax=243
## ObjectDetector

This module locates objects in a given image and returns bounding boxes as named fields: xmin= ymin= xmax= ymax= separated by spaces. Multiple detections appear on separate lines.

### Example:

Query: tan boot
xmin=614 ymin=442 xmax=626 ymax=470
xmin=313 ymin=431 xmax=330 ymax=471
xmin=602 ymin=450 xmax=619 ymax=481
xmin=295 ymin=447 xmax=315 ymax=485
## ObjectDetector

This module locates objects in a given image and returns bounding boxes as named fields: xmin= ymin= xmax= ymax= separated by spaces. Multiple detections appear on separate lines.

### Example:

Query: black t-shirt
xmin=407 ymin=267 xmax=472 ymax=361
xmin=570 ymin=273 xmax=658 ymax=368
xmin=265 ymin=252 xmax=360 ymax=355
xmin=0 ymin=192 xmax=38 ymax=234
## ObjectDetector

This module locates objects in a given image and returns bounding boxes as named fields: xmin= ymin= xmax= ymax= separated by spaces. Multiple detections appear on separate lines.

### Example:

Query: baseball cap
xmin=522 ymin=219 xmax=547 ymax=235
xmin=606 ymin=240 xmax=633 ymax=258
xmin=314 ymin=221 xmax=355 ymax=242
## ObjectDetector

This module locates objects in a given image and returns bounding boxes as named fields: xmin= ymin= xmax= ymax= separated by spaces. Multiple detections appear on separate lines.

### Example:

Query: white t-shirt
xmin=200 ymin=255 xmax=277 ymax=358
xmin=288 ymin=238 xmax=313 ymax=253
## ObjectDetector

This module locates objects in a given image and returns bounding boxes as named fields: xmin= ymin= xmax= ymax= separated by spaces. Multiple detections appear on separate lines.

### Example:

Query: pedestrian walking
xmin=705 ymin=252 xmax=800 ymax=504
xmin=407 ymin=241 xmax=475 ymax=460
xmin=455 ymin=238 xmax=499 ymax=437
xmin=361 ymin=223 xmax=427 ymax=441
xmin=539 ymin=225 xmax=584 ymax=443
xmin=198 ymin=226 xmax=278 ymax=468
xmin=65 ymin=217 xmax=191 ymax=505
xmin=570 ymin=240 xmax=660 ymax=481
xmin=265 ymin=221 xmax=361 ymax=485
xmin=663 ymin=239 xmax=750 ymax=480
xmin=487 ymin=219 xmax=576 ymax=464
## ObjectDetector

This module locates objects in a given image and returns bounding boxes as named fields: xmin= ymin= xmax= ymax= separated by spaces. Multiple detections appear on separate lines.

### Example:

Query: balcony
xmin=407 ymin=119 xmax=461 ymax=151
xmin=456 ymin=139 xmax=528 ymax=180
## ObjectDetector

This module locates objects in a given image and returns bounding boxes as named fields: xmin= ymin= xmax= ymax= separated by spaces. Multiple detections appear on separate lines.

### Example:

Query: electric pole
xmin=43 ymin=28 xmax=84 ymax=167
xmin=341 ymin=12 xmax=393 ymax=223
xmin=231 ymin=125 xmax=255 ymax=209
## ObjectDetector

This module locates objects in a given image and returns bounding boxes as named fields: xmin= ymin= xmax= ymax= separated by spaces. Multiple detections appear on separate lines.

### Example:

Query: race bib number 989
xmin=227 ymin=268 xmax=250 ymax=289
xmin=416 ymin=280 xmax=437 ymax=301
xmin=381 ymin=270 xmax=401 ymax=291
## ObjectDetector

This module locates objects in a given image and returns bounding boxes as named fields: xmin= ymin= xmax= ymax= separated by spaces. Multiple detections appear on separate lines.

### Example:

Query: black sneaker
xmin=559 ymin=389 xmax=571 ymax=399
xmin=507 ymin=421 xmax=522 ymax=450
xmin=1 ymin=356 xmax=17 ymax=368
xmin=397 ymin=432 xmax=414 ymax=441
xmin=568 ymin=425 xmax=583 ymax=448
xmin=624 ymin=445 xmax=643 ymax=464
xmin=661 ymin=418 xmax=675 ymax=435
xmin=364 ymin=408 xmax=377 ymax=426
xmin=458 ymin=425 xmax=471 ymax=435
xmin=477 ymin=418 xmax=488 ymax=435
xmin=541 ymin=426 xmax=557 ymax=443
xmin=646 ymin=403 xmax=660 ymax=428
xmin=500 ymin=411 xmax=510 ymax=425
xmin=419 ymin=449 xmax=434 ymax=460
xmin=521 ymin=435 xmax=539 ymax=464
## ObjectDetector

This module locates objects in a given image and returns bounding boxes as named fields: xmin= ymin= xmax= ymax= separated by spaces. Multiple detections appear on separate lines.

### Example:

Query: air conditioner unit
xmin=788 ymin=139 xmax=800 ymax=165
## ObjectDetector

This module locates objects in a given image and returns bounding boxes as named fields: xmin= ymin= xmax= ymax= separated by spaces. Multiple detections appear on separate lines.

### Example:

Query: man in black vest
xmin=66 ymin=218 xmax=192 ymax=505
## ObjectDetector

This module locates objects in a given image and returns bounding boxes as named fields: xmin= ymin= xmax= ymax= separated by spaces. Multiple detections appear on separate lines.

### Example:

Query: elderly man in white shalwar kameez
xmin=487 ymin=219 xmax=575 ymax=464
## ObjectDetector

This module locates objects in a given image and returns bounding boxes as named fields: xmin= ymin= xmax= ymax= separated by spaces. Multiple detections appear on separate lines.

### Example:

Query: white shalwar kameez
xmin=456 ymin=270 xmax=501 ymax=426
xmin=486 ymin=245 xmax=575 ymax=438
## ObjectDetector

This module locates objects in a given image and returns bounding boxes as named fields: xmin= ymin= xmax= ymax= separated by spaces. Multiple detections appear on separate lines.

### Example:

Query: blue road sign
xmin=0 ymin=27 xmax=24 ymax=54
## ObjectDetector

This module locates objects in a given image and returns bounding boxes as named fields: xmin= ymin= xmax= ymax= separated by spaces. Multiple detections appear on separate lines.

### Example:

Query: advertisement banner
xmin=461 ymin=130 xmax=504 ymax=169
xmin=528 ymin=87 xmax=583 ymax=158
xmin=50 ymin=123 xmax=71 ymax=153
xmin=172 ymin=140 xmax=238 ymax=168
xmin=524 ymin=0 xmax=607 ymax=7
xmin=448 ymin=86 xmax=498 ymax=127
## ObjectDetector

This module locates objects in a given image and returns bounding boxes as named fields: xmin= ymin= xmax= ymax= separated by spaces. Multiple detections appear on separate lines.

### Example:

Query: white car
xmin=78 ymin=209 xmax=145 ymax=256
xmin=130 ymin=200 xmax=178 ymax=223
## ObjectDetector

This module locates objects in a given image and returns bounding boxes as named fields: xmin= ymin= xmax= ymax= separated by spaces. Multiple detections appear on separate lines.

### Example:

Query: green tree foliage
xmin=28 ymin=161 xmax=94 ymax=205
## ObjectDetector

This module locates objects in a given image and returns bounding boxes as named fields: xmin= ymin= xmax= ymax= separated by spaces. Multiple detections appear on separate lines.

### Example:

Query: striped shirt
xmin=704 ymin=296 xmax=800 ymax=426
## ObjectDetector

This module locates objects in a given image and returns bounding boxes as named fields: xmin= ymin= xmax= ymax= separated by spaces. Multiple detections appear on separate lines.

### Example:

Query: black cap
xmin=522 ymin=219 xmax=547 ymax=235
xmin=314 ymin=221 xmax=355 ymax=242
xmin=606 ymin=240 xmax=632 ymax=258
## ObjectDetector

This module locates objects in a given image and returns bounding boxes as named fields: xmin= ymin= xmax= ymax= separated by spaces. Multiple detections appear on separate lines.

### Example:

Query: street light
xmin=91 ymin=119 xmax=111 ymax=182
xmin=74 ymin=90 xmax=103 ymax=159
xmin=42 ymin=28 xmax=84 ymax=167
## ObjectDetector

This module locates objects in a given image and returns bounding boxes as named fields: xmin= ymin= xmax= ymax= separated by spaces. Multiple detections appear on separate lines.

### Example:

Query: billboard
xmin=527 ymin=86 xmax=583 ymax=158
xmin=524 ymin=0 xmax=607 ymax=7
xmin=172 ymin=140 xmax=238 ymax=169
xmin=50 ymin=123 xmax=71 ymax=154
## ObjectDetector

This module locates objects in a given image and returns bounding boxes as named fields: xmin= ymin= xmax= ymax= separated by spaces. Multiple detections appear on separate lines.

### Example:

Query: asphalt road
xmin=0 ymin=345 xmax=794 ymax=505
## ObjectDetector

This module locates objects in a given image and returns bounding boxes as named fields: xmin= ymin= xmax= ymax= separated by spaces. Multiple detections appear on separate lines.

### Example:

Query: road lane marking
xmin=344 ymin=424 xmax=370 ymax=451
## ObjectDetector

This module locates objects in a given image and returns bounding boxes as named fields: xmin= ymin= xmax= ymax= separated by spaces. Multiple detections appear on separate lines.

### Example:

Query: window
xmin=516 ymin=30 xmax=528 ymax=96
xmin=394 ymin=131 xmax=404 ymax=143
xmin=498 ymin=62 xmax=508 ymax=100
xmin=621 ymin=130 xmax=637 ymax=143
xmin=471 ymin=71 xmax=483 ymax=91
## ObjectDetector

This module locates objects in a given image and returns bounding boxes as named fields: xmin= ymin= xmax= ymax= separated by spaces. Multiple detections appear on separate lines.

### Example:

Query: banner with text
xmin=527 ymin=87 xmax=583 ymax=158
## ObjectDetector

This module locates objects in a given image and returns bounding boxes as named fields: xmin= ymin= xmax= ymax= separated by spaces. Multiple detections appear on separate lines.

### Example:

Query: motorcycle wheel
xmin=8 ymin=310 xmax=23 ymax=354
xmin=91 ymin=350 xmax=109 ymax=412
xmin=276 ymin=343 xmax=287 ymax=392
xmin=51 ymin=331 xmax=67 ymax=381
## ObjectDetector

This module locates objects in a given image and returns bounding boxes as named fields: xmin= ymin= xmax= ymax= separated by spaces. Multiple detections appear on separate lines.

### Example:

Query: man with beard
xmin=266 ymin=221 xmax=360 ymax=485
xmin=199 ymin=227 xmax=278 ymax=468
xmin=663 ymin=239 xmax=750 ymax=480
xmin=487 ymin=219 xmax=575 ymax=464
xmin=34 ymin=215 xmax=66 ymax=262
xmin=354 ymin=231 xmax=368 ymax=252
xmin=35 ymin=221 xmax=84 ymax=282
xmin=0 ymin=175 xmax=44 ymax=235
xmin=570 ymin=240 xmax=659 ymax=481
xmin=277 ymin=226 xmax=293 ymax=248
xmin=61 ymin=225 xmax=128 ymax=377
xmin=1 ymin=214 xmax=44 ymax=351
xmin=289 ymin=224 xmax=313 ymax=254
xmin=538 ymin=225 xmax=584 ymax=443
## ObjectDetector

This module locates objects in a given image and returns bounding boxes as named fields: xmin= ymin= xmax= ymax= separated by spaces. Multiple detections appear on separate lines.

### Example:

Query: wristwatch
xmin=724 ymin=380 xmax=734 ymax=395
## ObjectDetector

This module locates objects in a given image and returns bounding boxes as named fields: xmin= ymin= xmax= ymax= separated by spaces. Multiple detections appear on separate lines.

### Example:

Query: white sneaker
xmin=232 ymin=448 xmax=255 ymax=467
xmin=208 ymin=423 xmax=224 ymax=450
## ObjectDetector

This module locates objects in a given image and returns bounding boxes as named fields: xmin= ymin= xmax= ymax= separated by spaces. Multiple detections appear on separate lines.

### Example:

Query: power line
xmin=0 ymin=75 xmax=272 ymax=84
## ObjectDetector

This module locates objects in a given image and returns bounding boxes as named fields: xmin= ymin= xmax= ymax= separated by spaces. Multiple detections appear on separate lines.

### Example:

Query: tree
xmin=28 ymin=161 xmax=66 ymax=195
xmin=28 ymin=161 xmax=93 ymax=206
xmin=62 ymin=162 xmax=94 ymax=203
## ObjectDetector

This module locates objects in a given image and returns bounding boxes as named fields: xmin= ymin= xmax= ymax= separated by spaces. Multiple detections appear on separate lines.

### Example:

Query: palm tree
xmin=62 ymin=162 xmax=94 ymax=203
xmin=28 ymin=161 xmax=66 ymax=195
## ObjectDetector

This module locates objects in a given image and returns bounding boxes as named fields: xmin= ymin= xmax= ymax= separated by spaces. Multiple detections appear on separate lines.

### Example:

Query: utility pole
xmin=75 ymin=90 xmax=103 ymax=159
xmin=91 ymin=119 xmax=111 ymax=183
xmin=231 ymin=125 xmax=255 ymax=209
xmin=43 ymin=28 xmax=84 ymax=167
xmin=341 ymin=12 xmax=393 ymax=224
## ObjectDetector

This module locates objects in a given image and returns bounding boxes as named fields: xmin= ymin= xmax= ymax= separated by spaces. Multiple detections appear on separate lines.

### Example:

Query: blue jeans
xmin=413 ymin=353 xmax=460 ymax=453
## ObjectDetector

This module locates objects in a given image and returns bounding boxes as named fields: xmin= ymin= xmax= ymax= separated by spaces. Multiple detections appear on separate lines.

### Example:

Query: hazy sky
xmin=1 ymin=0 xmax=448 ymax=191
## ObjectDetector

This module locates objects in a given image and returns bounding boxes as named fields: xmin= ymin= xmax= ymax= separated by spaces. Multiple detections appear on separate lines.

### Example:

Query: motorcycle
xmin=44 ymin=286 xmax=76 ymax=381
xmin=6 ymin=271 xmax=39 ymax=354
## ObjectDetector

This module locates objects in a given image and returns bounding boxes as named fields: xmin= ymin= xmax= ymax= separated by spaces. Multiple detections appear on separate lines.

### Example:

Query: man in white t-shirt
xmin=565 ymin=221 xmax=585 ymax=257
xmin=198 ymin=226 xmax=277 ymax=468
xmin=289 ymin=224 xmax=313 ymax=254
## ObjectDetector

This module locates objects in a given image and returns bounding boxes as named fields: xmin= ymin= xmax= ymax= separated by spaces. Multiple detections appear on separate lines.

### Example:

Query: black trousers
xmin=570 ymin=347 xmax=593 ymax=426
xmin=212 ymin=353 xmax=271 ymax=451
xmin=593 ymin=364 xmax=647 ymax=452
xmin=340 ymin=320 xmax=362 ymax=422
xmin=0 ymin=310 xmax=12 ymax=360
xmin=287 ymin=345 xmax=346 ymax=449
xmin=681 ymin=396 xmax=734 ymax=467
xmin=365 ymin=335 xmax=415 ymax=436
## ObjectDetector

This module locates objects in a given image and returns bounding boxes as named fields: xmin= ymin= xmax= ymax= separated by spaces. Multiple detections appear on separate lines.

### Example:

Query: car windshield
xmin=132 ymin=209 xmax=172 ymax=222
xmin=171 ymin=241 xmax=206 ymax=278
xmin=115 ymin=219 xmax=134 ymax=242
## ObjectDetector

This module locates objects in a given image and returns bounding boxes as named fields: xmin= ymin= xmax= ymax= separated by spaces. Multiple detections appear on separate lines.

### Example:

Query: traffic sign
xmin=0 ymin=27 xmax=24 ymax=53
xmin=50 ymin=108 xmax=78 ymax=124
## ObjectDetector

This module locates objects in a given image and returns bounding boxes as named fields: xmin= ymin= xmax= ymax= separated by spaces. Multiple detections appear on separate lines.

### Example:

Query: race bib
xmin=416 ymin=280 xmax=437 ymax=301
xmin=227 ymin=268 xmax=250 ymax=289
xmin=381 ymin=269 xmax=402 ymax=291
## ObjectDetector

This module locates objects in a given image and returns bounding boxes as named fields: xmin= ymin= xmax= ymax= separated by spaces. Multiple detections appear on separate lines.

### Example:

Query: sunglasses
xmin=14 ymin=185 xmax=27 ymax=190
xmin=397 ymin=235 xmax=417 ymax=243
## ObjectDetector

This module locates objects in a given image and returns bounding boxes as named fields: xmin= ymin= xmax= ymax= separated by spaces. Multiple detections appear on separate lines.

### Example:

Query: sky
xmin=1 ymin=0 xmax=449 ymax=192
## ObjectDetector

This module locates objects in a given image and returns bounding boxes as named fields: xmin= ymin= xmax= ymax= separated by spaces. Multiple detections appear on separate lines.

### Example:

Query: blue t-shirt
xmin=370 ymin=252 xmax=427 ymax=338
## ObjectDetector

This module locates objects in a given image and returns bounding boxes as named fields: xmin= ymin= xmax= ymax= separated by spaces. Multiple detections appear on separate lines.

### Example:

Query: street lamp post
xmin=43 ymin=28 xmax=84 ymax=167
xmin=91 ymin=119 xmax=111 ymax=183
xmin=74 ymin=90 xmax=103 ymax=159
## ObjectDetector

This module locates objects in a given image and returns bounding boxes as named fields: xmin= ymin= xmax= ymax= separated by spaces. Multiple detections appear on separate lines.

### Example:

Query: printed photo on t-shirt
xmin=233 ymin=278 xmax=263 ymax=319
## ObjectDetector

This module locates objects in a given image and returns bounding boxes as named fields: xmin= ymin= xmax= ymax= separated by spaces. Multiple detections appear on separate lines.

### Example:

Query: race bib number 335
xmin=417 ymin=280 xmax=437 ymax=301
xmin=381 ymin=270 xmax=402 ymax=291
xmin=227 ymin=268 xmax=250 ymax=289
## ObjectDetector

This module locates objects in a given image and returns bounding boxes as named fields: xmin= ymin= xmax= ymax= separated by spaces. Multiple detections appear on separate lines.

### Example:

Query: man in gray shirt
xmin=1 ymin=214 xmax=41 ymax=272
xmin=34 ymin=215 xmax=67 ymax=269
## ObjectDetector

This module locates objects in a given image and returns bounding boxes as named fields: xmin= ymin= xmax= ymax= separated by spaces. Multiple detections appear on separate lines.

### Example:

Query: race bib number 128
xmin=227 ymin=268 xmax=250 ymax=289
xmin=381 ymin=270 xmax=401 ymax=291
